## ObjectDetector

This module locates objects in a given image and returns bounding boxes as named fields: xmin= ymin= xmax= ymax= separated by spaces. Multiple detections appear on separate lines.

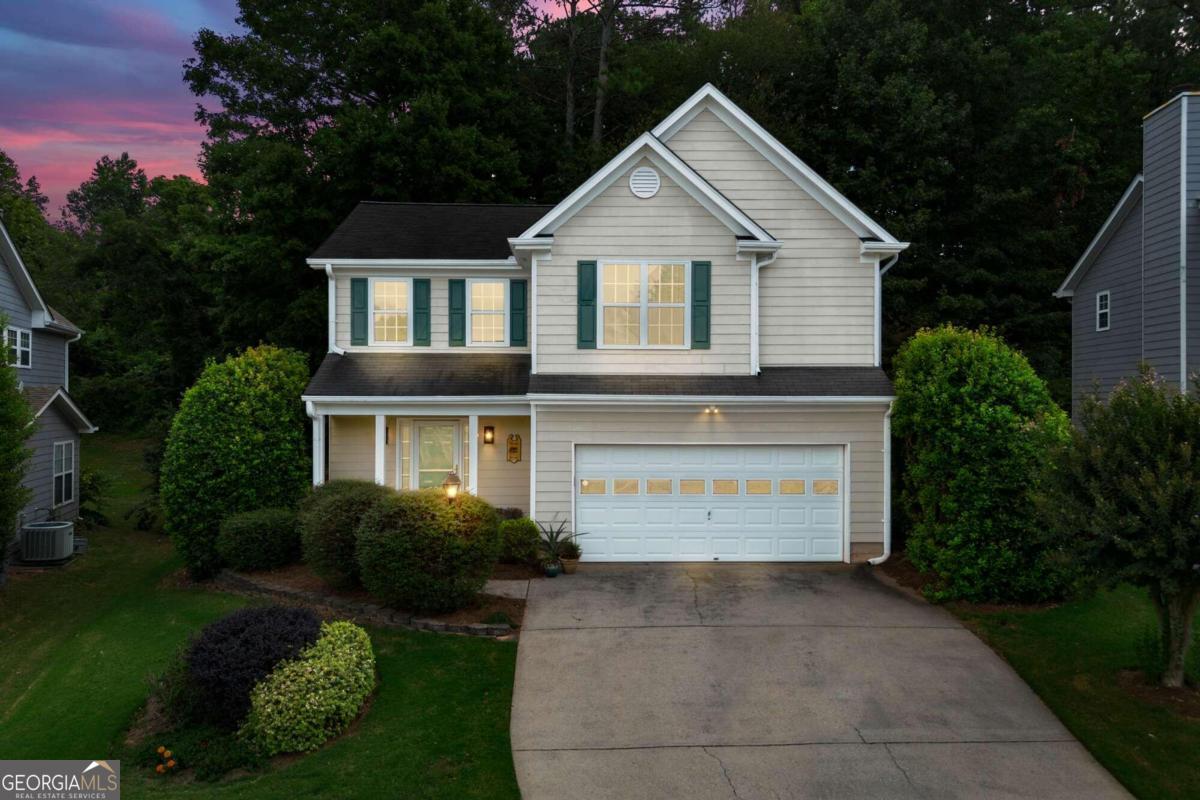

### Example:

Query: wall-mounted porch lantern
xmin=483 ymin=425 xmax=495 ymax=445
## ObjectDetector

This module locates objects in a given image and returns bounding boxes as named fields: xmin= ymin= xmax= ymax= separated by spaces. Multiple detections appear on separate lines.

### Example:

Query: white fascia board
xmin=860 ymin=241 xmax=910 ymax=257
xmin=0 ymin=220 xmax=50 ymax=318
xmin=737 ymin=240 xmax=782 ymax=256
xmin=653 ymin=84 xmax=901 ymax=245
xmin=527 ymin=394 xmax=894 ymax=406
xmin=517 ymin=132 xmax=776 ymax=245
xmin=508 ymin=237 xmax=554 ymax=253
xmin=306 ymin=399 xmax=530 ymax=417
xmin=35 ymin=388 xmax=98 ymax=433
xmin=303 ymin=394 xmax=530 ymax=404
xmin=1055 ymin=174 xmax=1143 ymax=298
xmin=308 ymin=258 xmax=519 ymax=270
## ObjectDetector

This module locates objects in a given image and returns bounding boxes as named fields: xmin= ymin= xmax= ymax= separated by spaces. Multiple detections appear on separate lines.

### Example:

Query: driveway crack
xmin=883 ymin=742 xmax=925 ymax=799
xmin=702 ymin=747 xmax=741 ymax=799
xmin=688 ymin=573 xmax=705 ymax=624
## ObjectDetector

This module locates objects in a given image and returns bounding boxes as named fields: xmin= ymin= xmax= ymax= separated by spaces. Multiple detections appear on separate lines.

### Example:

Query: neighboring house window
xmin=599 ymin=261 xmax=689 ymax=348
xmin=370 ymin=278 xmax=412 ymax=345
xmin=1096 ymin=291 xmax=1110 ymax=331
xmin=5 ymin=326 xmax=31 ymax=368
xmin=468 ymin=279 xmax=508 ymax=345
xmin=53 ymin=441 xmax=74 ymax=506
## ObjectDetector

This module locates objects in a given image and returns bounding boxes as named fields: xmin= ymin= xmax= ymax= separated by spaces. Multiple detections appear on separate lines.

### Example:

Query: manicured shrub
xmin=496 ymin=507 xmax=525 ymax=520
xmin=1039 ymin=367 xmax=1200 ymax=687
xmin=498 ymin=517 xmax=540 ymax=564
xmin=242 ymin=621 xmax=375 ymax=755
xmin=299 ymin=480 xmax=393 ymax=587
xmin=892 ymin=325 xmax=1070 ymax=603
xmin=186 ymin=606 xmax=321 ymax=729
xmin=216 ymin=507 xmax=301 ymax=572
xmin=160 ymin=345 xmax=310 ymax=579
xmin=356 ymin=490 xmax=501 ymax=612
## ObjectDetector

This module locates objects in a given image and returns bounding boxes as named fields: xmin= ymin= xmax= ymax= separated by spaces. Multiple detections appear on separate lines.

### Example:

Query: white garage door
xmin=574 ymin=444 xmax=845 ymax=562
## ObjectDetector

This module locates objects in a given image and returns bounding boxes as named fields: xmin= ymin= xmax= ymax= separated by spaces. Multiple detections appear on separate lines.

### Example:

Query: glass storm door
xmin=416 ymin=422 xmax=458 ymax=489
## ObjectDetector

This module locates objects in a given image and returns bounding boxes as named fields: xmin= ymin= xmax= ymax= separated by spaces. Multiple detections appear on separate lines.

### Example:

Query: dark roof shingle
xmin=304 ymin=354 xmax=891 ymax=399
xmin=310 ymin=202 xmax=554 ymax=261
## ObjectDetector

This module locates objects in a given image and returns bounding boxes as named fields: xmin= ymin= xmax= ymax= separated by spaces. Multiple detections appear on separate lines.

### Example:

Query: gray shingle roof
xmin=304 ymin=354 xmax=892 ymax=398
xmin=305 ymin=353 xmax=531 ymax=397
xmin=310 ymin=202 xmax=554 ymax=261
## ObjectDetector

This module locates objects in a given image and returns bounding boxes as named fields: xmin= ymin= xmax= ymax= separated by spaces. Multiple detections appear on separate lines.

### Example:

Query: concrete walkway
xmin=510 ymin=564 xmax=1129 ymax=799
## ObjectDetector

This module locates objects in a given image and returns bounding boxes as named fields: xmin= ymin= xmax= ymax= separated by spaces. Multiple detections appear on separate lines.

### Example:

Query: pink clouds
xmin=0 ymin=0 xmax=237 ymax=214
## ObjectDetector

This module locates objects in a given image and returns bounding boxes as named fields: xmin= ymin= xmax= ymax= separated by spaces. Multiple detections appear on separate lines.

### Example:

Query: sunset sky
xmin=0 ymin=0 xmax=241 ymax=214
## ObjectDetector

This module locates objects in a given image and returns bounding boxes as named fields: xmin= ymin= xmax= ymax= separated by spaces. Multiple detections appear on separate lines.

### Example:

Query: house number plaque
xmin=506 ymin=434 xmax=522 ymax=464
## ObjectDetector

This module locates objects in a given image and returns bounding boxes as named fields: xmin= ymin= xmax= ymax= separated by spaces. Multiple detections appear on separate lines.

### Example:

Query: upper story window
xmin=469 ymin=279 xmax=508 ymax=345
xmin=371 ymin=278 xmax=411 ymax=345
xmin=5 ymin=326 xmax=31 ymax=368
xmin=599 ymin=260 xmax=689 ymax=348
xmin=1096 ymin=290 xmax=1110 ymax=332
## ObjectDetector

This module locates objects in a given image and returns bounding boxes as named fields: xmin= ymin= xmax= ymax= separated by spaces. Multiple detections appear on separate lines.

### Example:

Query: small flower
xmin=163 ymin=750 xmax=172 ymax=759
xmin=167 ymin=759 xmax=176 ymax=769
xmin=156 ymin=746 xmax=165 ymax=754
xmin=155 ymin=764 xmax=165 ymax=775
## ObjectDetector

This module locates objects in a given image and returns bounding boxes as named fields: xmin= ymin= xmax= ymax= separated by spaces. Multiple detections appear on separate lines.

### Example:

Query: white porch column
xmin=311 ymin=414 xmax=325 ymax=486
xmin=468 ymin=414 xmax=479 ymax=495
xmin=374 ymin=414 xmax=386 ymax=486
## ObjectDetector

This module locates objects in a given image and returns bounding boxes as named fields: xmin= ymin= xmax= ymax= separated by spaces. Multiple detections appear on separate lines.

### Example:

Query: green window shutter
xmin=350 ymin=277 xmax=368 ymax=346
xmin=448 ymin=279 xmax=466 ymax=346
xmin=691 ymin=261 xmax=711 ymax=350
xmin=510 ymin=279 xmax=527 ymax=347
xmin=412 ymin=278 xmax=431 ymax=346
xmin=577 ymin=261 xmax=597 ymax=349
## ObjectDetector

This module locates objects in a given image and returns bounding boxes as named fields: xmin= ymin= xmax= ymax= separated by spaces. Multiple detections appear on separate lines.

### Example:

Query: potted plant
xmin=536 ymin=520 xmax=585 ymax=576
xmin=559 ymin=537 xmax=582 ymax=574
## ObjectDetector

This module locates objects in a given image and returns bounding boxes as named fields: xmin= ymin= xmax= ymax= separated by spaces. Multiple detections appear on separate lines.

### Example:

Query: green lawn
xmin=957 ymin=588 xmax=1200 ymax=800
xmin=0 ymin=434 xmax=521 ymax=799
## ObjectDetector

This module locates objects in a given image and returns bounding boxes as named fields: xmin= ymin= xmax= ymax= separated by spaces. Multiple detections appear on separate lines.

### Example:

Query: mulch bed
xmin=218 ymin=563 xmax=524 ymax=634
xmin=1116 ymin=670 xmax=1200 ymax=719
xmin=490 ymin=562 xmax=544 ymax=580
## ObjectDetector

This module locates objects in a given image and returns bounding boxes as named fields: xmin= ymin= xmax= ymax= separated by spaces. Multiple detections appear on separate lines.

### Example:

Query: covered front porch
xmin=309 ymin=406 xmax=532 ymax=514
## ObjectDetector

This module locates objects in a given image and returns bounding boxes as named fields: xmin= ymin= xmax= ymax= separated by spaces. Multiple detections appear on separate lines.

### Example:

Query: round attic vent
xmin=629 ymin=166 xmax=661 ymax=199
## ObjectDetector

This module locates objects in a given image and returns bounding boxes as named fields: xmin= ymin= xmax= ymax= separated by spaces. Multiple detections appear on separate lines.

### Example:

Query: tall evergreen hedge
xmin=893 ymin=326 xmax=1070 ymax=602
xmin=161 ymin=345 xmax=309 ymax=578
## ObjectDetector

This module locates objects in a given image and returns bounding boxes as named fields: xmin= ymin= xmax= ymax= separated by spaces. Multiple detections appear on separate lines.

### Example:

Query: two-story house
xmin=1 ymin=219 xmax=96 ymax=537
xmin=1056 ymin=91 xmax=1200 ymax=408
xmin=303 ymin=85 xmax=908 ymax=563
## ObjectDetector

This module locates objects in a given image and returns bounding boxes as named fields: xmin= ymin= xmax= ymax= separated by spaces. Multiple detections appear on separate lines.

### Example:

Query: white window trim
xmin=53 ymin=440 xmax=74 ymax=508
xmin=1096 ymin=290 xmax=1111 ymax=332
xmin=466 ymin=278 xmax=510 ymax=347
xmin=6 ymin=325 xmax=31 ymax=369
xmin=597 ymin=260 xmax=691 ymax=349
xmin=367 ymin=276 xmax=414 ymax=347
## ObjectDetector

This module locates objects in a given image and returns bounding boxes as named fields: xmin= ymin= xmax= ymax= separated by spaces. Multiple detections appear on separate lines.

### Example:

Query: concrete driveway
xmin=510 ymin=564 xmax=1129 ymax=799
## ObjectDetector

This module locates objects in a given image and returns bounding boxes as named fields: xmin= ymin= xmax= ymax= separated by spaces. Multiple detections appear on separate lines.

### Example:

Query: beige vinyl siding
xmin=334 ymin=272 xmax=530 ymax=352
xmin=327 ymin=416 xmax=397 ymax=486
xmin=538 ymin=159 xmax=751 ymax=374
xmin=477 ymin=416 xmax=530 ymax=512
xmin=665 ymin=110 xmax=875 ymax=366
xmin=533 ymin=404 xmax=887 ymax=550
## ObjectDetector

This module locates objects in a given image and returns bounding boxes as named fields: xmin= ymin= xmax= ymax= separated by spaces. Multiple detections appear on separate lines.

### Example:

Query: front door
xmin=414 ymin=421 xmax=459 ymax=489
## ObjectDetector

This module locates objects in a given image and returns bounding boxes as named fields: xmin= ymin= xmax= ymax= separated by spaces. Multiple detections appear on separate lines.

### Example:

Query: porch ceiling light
xmin=442 ymin=467 xmax=462 ymax=502
xmin=704 ymin=405 xmax=719 ymax=414
xmin=483 ymin=425 xmax=495 ymax=445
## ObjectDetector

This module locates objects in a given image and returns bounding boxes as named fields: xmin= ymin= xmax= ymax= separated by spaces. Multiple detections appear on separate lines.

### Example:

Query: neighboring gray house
xmin=1057 ymin=91 xmax=1200 ymax=409
xmin=0 ymin=219 xmax=96 ymax=536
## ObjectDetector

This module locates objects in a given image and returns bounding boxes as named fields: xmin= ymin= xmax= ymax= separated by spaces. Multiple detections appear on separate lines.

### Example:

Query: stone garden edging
xmin=213 ymin=570 xmax=515 ymax=638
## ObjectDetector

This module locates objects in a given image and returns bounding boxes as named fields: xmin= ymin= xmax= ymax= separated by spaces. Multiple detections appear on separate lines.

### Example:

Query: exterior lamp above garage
xmin=483 ymin=425 xmax=495 ymax=445
xmin=704 ymin=406 xmax=719 ymax=414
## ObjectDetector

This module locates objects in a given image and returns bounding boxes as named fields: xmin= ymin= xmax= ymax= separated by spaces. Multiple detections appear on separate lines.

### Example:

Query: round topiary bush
xmin=298 ymin=480 xmax=394 ymax=587
xmin=356 ymin=490 xmax=501 ymax=612
xmin=160 ymin=345 xmax=310 ymax=579
xmin=217 ymin=508 xmax=301 ymax=572
xmin=186 ymin=606 xmax=321 ymax=729
xmin=498 ymin=517 xmax=540 ymax=564
xmin=892 ymin=325 xmax=1070 ymax=603
xmin=241 ymin=621 xmax=375 ymax=755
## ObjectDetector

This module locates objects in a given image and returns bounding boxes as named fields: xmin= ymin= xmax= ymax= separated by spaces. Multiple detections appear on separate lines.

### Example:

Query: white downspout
xmin=750 ymin=254 xmax=759 ymax=374
xmin=325 ymin=264 xmax=346 ymax=355
xmin=868 ymin=400 xmax=894 ymax=566
xmin=531 ymin=253 xmax=539 ymax=374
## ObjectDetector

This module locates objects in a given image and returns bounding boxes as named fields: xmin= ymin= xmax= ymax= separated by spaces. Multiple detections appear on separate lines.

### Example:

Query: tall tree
xmin=62 ymin=153 xmax=150 ymax=234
